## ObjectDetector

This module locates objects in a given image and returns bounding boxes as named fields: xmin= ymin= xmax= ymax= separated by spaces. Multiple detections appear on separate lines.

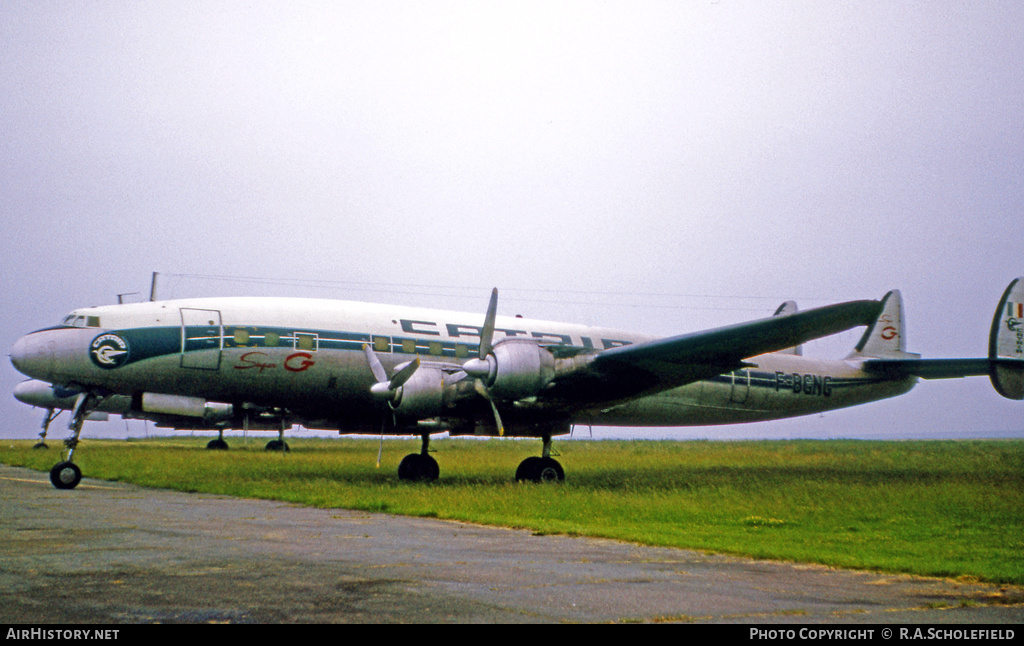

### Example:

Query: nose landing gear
xmin=47 ymin=392 xmax=96 ymax=490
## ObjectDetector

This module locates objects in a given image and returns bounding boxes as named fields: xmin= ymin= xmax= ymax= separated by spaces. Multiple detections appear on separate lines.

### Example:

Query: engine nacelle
xmin=487 ymin=339 xmax=556 ymax=400
xmin=140 ymin=392 xmax=233 ymax=422
xmin=391 ymin=367 xmax=450 ymax=417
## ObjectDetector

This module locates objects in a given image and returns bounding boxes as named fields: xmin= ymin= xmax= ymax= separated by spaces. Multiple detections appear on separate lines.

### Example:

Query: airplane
xmin=10 ymin=278 xmax=1024 ymax=490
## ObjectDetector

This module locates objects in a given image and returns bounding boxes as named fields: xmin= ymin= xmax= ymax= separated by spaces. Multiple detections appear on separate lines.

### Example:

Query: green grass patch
xmin=2 ymin=437 xmax=1022 ymax=585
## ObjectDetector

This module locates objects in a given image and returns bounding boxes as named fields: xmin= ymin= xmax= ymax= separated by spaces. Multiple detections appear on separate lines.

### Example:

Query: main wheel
xmin=516 ymin=456 xmax=564 ymax=483
xmin=536 ymin=457 xmax=564 ymax=483
xmin=265 ymin=440 xmax=289 ymax=452
xmin=206 ymin=439 xmax=229 ymax=450
xmin=49 ymin=461 xmax=82 ymax=490
xmin=397 ymin=453 xmax=439 ymax=482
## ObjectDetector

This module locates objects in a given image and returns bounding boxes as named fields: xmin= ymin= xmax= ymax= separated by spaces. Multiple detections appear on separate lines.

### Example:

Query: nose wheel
xmin=49 ymin=461 xmax=82 ymax=489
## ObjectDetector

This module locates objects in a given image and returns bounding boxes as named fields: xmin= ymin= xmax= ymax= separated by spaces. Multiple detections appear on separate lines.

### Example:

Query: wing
xmin=544 ymin=298 xmax=883 ymax=405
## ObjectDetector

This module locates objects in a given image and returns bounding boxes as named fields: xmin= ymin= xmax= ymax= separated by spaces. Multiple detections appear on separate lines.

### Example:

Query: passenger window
xmin=233 ymin=329 xmax=250 ymax=346
xmin=401 ymin=338 xmax=417 ymax=354
xmin=373 ymin=336 xmax=390 ymax=352
xmin=296 ymin=333 xmax=317 ymax=351
xmin=429 ymin=341 xmax=443 ymax=356
xmin=264 ymin=332 xmax=280 ymax=347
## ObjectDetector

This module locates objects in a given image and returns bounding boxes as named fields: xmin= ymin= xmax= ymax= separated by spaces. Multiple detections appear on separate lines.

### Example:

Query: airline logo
xmin=1008 ymin=301 xmax=1022 ymax=334
xmin=90 ymin=333 xmax=130 ymax=369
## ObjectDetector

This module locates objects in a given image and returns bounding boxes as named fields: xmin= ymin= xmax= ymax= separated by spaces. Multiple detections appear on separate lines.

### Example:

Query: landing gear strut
xmin=398 ymin=434 xmax=439 ymax=482
xmin=48 ymin=392 xmax=94 ymax=490
xmin=206 ymin=429 xmax=229 ymax=450
xmin=34 ymin=408 xmax=60 ymax=449
xmin=516 ymin=434 xmax=564 ymax=483
xmin=265 ymin=417 xmax=289 ymax=451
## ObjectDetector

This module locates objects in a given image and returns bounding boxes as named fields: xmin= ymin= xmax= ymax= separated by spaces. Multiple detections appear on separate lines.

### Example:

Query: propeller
xmin=363 ymin=344 xmax=421 ymax=466
xmin=364 ymin=344 xmax=420 ymax=402
xmin=462 ymin=288 xmax=506 ymax=436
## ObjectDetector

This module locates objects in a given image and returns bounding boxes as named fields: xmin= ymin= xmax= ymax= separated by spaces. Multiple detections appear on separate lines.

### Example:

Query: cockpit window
xmin=60 ymin=315 xmax=101 ymax=328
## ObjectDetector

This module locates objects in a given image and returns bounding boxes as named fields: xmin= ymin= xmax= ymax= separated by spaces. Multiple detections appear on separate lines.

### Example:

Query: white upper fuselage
xmin=10 ymin=296 xmax=916 ymax=434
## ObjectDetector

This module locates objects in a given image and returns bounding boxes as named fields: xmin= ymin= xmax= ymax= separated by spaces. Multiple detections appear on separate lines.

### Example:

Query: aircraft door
xmin=181 ymin=308 xmax=223 ymax=370
xmin=729 ymin=369 xmax=750 ymax=404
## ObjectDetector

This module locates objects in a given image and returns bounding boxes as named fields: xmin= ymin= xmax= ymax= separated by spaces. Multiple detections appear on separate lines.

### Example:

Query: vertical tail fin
xmin=848 ymin=290 xmax=917 ymax=360
xmin=990 ymin=277 xmax=1024 ymax=399
xmin=772 ymin=300 xmax=802 ymax=355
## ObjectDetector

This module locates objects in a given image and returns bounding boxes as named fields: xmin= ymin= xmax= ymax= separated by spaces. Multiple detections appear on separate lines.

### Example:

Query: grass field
xmin=3 ymin=436 xmax=1022 ymax=585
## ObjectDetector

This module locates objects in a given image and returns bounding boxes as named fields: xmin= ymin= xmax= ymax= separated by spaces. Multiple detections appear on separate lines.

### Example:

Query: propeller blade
xmin=389 ymin=358 xmax=421 ymax=390
xmin=479 ymin=288 xmax=498 ymax=360
xmin=375 ymin=406 xmax=396 ymax=468
xmin=473 ymin=378 xmax=505 ymax=437
xmin=362 ymin=344 xmax=388 ymax=383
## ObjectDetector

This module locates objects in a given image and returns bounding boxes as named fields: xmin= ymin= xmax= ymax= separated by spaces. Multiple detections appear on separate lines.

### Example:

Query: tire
xmin=398 ymin=453 xmax=439 ymax=482
xmin=536 ymin=457 xmax=564 ymax=483
xmin=516 ymin=456 xmax=564 ymax=483
xmin=515 ymin=456 xmax=542 ymax=482
xmin=49 ymin=461 xmax=82 ymax=490
xmin=206 ymin=439 xmax=229 ymax=450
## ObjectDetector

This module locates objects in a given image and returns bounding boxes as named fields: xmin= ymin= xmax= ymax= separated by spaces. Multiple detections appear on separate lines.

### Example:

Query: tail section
xmin=772 ymin=300 xmax=802 ymax=355
xmin=848 ymin=290 xmax=918 ymax=360
xmin=858 ymin=278 xmax=1024 ymax=400
xmin=990 ymin=277 xmax=1024 ymax=399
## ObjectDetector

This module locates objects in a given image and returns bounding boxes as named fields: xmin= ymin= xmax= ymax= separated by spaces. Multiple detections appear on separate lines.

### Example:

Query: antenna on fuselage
xmin=149 ymin=272 xmax=159 ymax=301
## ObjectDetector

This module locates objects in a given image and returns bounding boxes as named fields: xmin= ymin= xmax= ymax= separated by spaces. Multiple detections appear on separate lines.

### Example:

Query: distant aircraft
xmin=10 ymin=279 xmax=1024 ymax=489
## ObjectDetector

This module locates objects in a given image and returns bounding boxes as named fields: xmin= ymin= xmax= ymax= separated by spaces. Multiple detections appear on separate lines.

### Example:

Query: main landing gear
xmin=515 ymin=434 xmax=564 ymax=483
xmin=395 ymin=433 xmax=564 ymax=484
xmin=206 ymin=429 xmax=229 ymax=450
xmin=398 ymin=434 xmax=440 ymax=482
xmin=265 ymin=417 xmax=290 ymax=451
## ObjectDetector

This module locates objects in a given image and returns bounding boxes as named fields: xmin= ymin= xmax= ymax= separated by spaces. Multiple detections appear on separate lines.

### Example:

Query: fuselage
xmin=10 ymin=296 xmax=916 ymax=434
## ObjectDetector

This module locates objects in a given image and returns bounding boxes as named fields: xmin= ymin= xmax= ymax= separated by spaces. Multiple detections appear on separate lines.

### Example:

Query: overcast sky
xmin=2 ymin=1 xmax=1023 ymax=442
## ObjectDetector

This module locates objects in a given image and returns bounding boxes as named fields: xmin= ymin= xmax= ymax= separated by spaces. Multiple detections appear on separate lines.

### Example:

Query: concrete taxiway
xmin=1 ymin=464 xmax=1021 ymax=623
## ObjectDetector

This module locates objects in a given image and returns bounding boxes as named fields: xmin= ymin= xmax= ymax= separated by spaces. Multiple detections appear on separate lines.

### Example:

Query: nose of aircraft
xmin=10 ymin=333 xmax=54 ymax=381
